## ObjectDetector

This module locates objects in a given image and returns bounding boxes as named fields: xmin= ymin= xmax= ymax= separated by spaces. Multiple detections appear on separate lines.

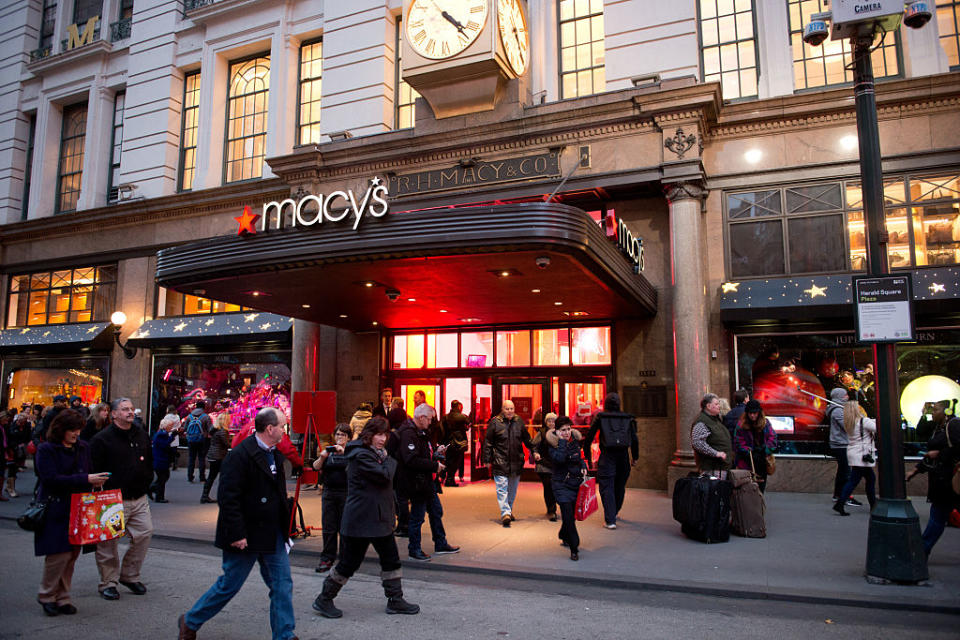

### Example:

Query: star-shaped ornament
xmin=804 ymin=284 xmax=827 ymax=298
xmin=370 ymin=176 xmax=382 ymax=186
xmin=173 ymin=322 xmax=187 ymax=332
xmin=205 ymin=318 xmax=215 ymax=326
xmin=929 ymin=283 xmax=945 ymax=294
xmin=234 ymin=206 xmax=260 ymax=235
xmin=721 ymin=282 xmax=740 ymax=294
xmin=87 ymin=326 xmax=99 ymax=333
xmin=259 ymin=323 xmax=272 ymax=330
xmin=244 ymin=313 xmax=259 ymax=322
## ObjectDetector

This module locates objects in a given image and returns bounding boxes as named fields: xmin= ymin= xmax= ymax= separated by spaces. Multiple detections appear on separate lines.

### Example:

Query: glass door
xmin=560 ymin=376 xmax=608 ymax=469
xmin=469 ymin=379 xmax=493 ymax=480
xmin=497 ymin=377 xmax=550 ymax=478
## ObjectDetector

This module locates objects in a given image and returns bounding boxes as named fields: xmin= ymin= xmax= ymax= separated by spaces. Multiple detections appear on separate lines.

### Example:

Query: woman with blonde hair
xmin=201 ymin=412 xmax=231 ymax=504
xmin=833 ymin=400 xmax=876 ymax=516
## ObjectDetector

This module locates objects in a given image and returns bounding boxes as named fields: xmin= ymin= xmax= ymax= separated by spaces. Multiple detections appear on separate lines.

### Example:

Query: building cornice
xmin=26 ymin=39 xmax=113 ymax=77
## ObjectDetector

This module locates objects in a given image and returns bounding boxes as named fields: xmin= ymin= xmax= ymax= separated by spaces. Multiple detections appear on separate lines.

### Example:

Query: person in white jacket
xmin=833 ymin=400 xmax=877 ymax=516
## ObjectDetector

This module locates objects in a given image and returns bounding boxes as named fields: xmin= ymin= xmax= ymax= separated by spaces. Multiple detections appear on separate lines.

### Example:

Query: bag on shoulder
xmin=599 ymin=413 xmax=634 ymax=449
xmin=185 ymin=414 xmax=204 ymax=444
xmin=17 ymin=499 xmax=48 ymax=532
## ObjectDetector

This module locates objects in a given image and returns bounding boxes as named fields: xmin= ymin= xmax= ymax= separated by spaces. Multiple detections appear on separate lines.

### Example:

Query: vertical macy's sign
xmin=234 ymin=177 xmax=389 ymax=235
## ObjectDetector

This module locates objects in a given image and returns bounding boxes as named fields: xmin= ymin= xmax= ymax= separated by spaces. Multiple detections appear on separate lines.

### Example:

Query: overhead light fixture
xmin=531 ymin=288 xmax=541 ymax=293
xmin=439 ymin=309 xmax=448 ymax=313
xmin=302 ymin=304 xmax=311 ymax=309
xmin=339 ymin=314 xmax=348 ymax=318
xmin=364 ymin=282 xmax=375 ymax=288
xmin=460 ymin=317 xmax=481 ymax=323
xmin=489 ymin=268 xmax=521 ymax=278
xmin=554 ymin=301 xmax=563 ymax=306
xmin=110 ymin=311 xmax=137 ymax=360
xmin=243 ymin=290 xmax=270 ymax=297
xmin=563 ymin=311 xmax=589 ymax=317
xmin=407 ymin=298 xmax=416 ymax=302
xmin=372 ymin=321 xmax=378 ymax=326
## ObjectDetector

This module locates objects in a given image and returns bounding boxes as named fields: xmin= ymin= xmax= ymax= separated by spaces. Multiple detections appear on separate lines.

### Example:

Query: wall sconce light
xmin=110 ymin=311 xmax=137 ymax=359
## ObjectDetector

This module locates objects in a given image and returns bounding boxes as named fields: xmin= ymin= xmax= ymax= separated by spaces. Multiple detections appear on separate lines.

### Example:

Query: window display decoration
xmin=899 ymin=375 xmax=960 ymax=429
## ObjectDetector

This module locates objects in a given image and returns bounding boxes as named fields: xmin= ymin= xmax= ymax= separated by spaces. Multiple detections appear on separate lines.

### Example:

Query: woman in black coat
xmin=531 ymin=412 xmax=559 ymax=521
xmin=547 ymin=416 xmax=587 ymax=561
xmin=34 ymin=410 xmax=110 ymax=616
xmin=313 ymin=417 xmax=420 ymax=618
xmin=312 ymin=423 xmax=351 ymax=573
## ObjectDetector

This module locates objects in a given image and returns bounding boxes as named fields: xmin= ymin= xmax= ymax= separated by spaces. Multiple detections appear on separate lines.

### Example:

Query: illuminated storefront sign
xmin=387 ymin=151 xmax=561 ymax=197
xmin=235 ymin=177 xmax=389 ymax=235
xmin=616 ymin=217 xmax=644 ymax=272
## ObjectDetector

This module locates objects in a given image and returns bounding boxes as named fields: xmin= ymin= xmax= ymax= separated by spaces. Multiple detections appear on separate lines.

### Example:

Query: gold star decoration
xmin=804 ymin=284 xmax=827 ymax=298
xmin=929 ymin=283 xmax=945 ymax=294
xmin=20 ymin=328 xmax=30 ymax=334
xmin=43 ymin=331 xmax=51 ymax=337
xmin=87 ymin=326 xmax=99 ymax=333
xmin=721 ymin=282 xmax=740 ymax=294
xmin=205 ymin=318 xmax=215 ymax=326
xmin=259 ymin=322 xmax=272 ymax=330
xmin=173 ymin=322 xmax=187 ymax=332
xmin=244 ymin=313 xmax=259 ymax=322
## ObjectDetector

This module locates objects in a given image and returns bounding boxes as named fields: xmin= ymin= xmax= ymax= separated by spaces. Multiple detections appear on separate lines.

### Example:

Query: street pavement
xmin=0 ymin=524 xmax=956 ymax=640
xmin=0 ymin=465 xmax=957 ymax=621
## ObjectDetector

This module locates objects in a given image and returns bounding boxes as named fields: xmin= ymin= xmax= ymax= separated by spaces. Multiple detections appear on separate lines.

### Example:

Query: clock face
xmin=497 ymin=0 xmax=528 ymax=75
xmin=406 ymin=0 xmax=489 ymax=60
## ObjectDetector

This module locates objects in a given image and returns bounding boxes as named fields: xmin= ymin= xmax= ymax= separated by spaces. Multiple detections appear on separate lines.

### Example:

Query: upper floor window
xmin=938 ymin=0 xmax=960 ymax=68
xmin=39 ymin=0 xmax=57 ymax=51
xmin=699 ymin=0 xmax=758 ymax=100
xmin=787 ymin=0 xmax=900 ymax=90
xmin=73 ymin=0 xmax=102 ymax=24
xmin=107 ymin=91 xmax=125 ymax=202
xmin=179 ymin=71 xmax=201 ymax=191
xmin=225 ymin=55 xmax=269 ymax=183
xmin=395 ymin=17 xmax=419 ymax=129
xmin=158 ymin=287 xmax=249 ymax=317
xmin=298 ymin=39 xmax=323 ymax=145
xmin=558 ymin=0 xmax=605 ymax=99
xmin=56 ymin=102 xmax=87 ymax=214
xmin=119 ymin=0 xmax=134 ymax=20
xmin=22 ymin=114 xmax=36 ymax=221
xmin=6 ymin=265 xmax=117 ymax=328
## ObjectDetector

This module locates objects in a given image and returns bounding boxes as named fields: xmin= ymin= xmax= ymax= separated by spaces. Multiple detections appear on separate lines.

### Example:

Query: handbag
xmin=575 ymin=476 xmax=598 ymax=521
xmin=68 ymin=487 xmax=125 ymax=545
xmin=766 ymin=453 xmax=776 ymax=475
xmin=17 ymin=493 xmax=49 ymax=532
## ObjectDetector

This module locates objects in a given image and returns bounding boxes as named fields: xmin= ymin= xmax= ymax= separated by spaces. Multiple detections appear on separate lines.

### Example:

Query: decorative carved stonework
xmin=664 ymin=127 xmax=697 ymax=159
xmin=664 ymin=181 xmax=706 ymax=203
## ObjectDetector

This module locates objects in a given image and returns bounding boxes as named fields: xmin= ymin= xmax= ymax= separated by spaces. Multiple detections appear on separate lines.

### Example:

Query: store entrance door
xmin=496 ymin=377 xmax=550 ymax=480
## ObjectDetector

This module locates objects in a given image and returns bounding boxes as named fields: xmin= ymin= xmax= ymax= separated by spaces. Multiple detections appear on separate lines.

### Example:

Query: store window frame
xmin=107 ymin=90 xmax=125 ymax=203
xmin=937 ymin=0 xmax=960 ymax=69
xmin=6 ymin=264 xmax=118 ymax=328
xmin=0 ymin=355 xmax=112 ymax=413
xmin=39 ymin=0 xmax=57 ymax=52
xmin=73 ymin=0 xmax=103 ymax=25
xmin=22 ymin=113 xmax=36 ymax=221
xmin=55 ymin=102 xmax=88 ymax=214
xmin=223 ymin=52 xmax=270 ymax=184
xmin=296 ymin=37 xmax=323 ymax=146
xmin=557 ymin=0 xmax=606 ymax=100
xmin=154 ymin=286 xmax=250 ymax=318
xmin=786 ymin=0 xmax=902 ymax=92
xmin=178 ymin=70 xmax=201 ymax=192
xmin=697 ymin=0 xmax=760 ymax=101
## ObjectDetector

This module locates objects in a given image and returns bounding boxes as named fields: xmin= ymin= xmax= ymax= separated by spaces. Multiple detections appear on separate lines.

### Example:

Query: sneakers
xmin=846 ymin=498 xmax=864 ymax=507
xmin=408 ymin=549 xmax=431 ymax=561
xmin=394 ymin=527 xmax=409 ymax=537
xmin=604 ymin=522 xmax=617 ymax=529
xmin=315 ymin=559 xmax=334 ymax=573
xmin=434 ymin=544 xmax=460 ymax=555
xmin=501 ymin=515 xmax=511 ymax=528
xmin=832 ymin=501 xmax=850 ymax=516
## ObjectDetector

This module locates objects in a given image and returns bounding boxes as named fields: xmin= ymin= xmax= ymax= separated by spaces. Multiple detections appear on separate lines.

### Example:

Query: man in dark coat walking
xmin=178 ymin=407 xmax=297 ymax=640
xmin=482 ymin=400 xmax=534 ymax=527
xmin=582 ymin=392 xmax=639 ymax=529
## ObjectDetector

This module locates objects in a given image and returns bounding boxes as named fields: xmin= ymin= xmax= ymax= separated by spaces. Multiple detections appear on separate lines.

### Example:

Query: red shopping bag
xmin=575 ymin=477 xmax=599 ymax=521
xmin=68 ymin=488 xmax=125 ymax=545
xmin=948 ymin=509 xmax=960 ymax=528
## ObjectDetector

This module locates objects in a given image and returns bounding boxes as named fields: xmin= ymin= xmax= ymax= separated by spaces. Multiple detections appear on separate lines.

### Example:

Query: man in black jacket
xmin=371 ymin=388 xmax=393 ymax=418
xmin=398 ymin=404 xmax=460 ymax=561
xmin=178 ymin=407 xmax=297 ymax=640
xmin=723 ymin=389 xmax=749 ymax=438
xmin=482 ymin=400 xmax=535 ymax=527
xmin=582 ymin=392 xmax=639 ymax=529
xmin=91 ymin=397 xmax=154 ymax=600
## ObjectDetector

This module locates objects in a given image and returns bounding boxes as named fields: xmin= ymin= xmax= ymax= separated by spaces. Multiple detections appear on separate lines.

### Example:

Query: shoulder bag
xmin=17 ymin=486 xmax=49 ymax=532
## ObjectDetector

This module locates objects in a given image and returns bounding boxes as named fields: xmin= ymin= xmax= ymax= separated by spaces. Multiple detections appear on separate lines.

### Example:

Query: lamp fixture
xmin=110 ymin=311 xmax=137 ymax=359
xmin=489 ymin=268 xmax=521 ymax=278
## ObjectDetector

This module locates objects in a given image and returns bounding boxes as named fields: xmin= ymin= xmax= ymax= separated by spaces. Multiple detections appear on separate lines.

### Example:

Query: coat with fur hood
xmin=545 ymin=428 xmax=586 ymax=503
xmin=350 ymin=409 xmax=373 ymax=440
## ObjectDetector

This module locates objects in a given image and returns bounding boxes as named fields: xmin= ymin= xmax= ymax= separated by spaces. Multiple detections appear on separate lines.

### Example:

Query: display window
xmin=151 ymin=352 xmax=291 ymax=436
xmin=7 ymin=265 xmax=116 ymax=328
xmin=734 ymin=329 xmax=960 ymax=455
xmin=157 ymin=287 xmax=249 ymax=317
xmin=6 ymin=366 xmax=105 ymax=410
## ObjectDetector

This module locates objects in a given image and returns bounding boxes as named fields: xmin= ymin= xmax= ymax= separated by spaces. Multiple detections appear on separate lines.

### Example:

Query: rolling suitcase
xmin=672 ymin=473 xmax=732 ymax=543
xmin=729 ymin=467 xmax=766 ymax=538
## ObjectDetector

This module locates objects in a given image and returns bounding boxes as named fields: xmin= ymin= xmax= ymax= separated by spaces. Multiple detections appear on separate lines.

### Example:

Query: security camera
xmin=802 ymin=16 xmax=830 ymax=47
xmin=904 ymin=2 xmax=932 ymax=29
xmin=385 ymin=288 xmax=400 ymax=302
xmin=535 ymin=256 xmax=551 ymax=269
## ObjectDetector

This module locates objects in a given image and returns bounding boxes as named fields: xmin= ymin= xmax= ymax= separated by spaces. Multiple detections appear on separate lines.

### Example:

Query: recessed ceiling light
xmin=500 ymin=270 xmax=510 ymax=277
xmin=302 ymin=304 xmax=311 ymax=309
xmin=364 ymin=282 xmax=375 ymax=288
xmin=563 ymin=311 xmax=589 ymax=317
xmin=407 ymin=298 xmax=416 ymax=302
xmin=372 ymin=321 xmax=378 ymax=326
xmin=460 ymin=317 xmax=480 ymax=323
xmin=439 ymin=309 xmax=448 ymax=313
xmin=531 ymin=288 xmax=541 ymax=293
xmin=554 ymin=301 xmax=563 ymax=306
xmin=489 ymin=268 xmax=521 ymax=278
xmin=242 ymin=290 xmax=270 ymax=297
xmin=339 ymin=314 xmax=348 ymax=318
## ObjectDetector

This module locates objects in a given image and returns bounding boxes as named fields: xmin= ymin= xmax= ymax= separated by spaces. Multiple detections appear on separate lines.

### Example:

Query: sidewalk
xmin=2 ymin=469 xmax=957 ymax=614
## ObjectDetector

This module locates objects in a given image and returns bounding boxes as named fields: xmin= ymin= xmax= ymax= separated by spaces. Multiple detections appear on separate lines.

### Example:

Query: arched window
xmin=225 ymin=55 xmax=270 ymax=183
xmin=57 ymin=103 xmax=88 ymax=213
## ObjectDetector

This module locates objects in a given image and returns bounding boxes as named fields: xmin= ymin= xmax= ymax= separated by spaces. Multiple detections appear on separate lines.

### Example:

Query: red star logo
xmin=234 ymin=206 xmax=260 ymax=235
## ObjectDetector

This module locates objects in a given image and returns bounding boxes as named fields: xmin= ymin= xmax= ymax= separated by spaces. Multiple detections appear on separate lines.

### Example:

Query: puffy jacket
xmin=349 ymin=409 xmax=372 ymax=440
xmin=827 ymin=388 xmax=849 ymax=447
xmin=206 ymin=427 xmax=230 ymax=462
xmin=482 ymin=413 xmax=533 ymax=477
xmin=396 ymin=418 xmax=440 ymax=498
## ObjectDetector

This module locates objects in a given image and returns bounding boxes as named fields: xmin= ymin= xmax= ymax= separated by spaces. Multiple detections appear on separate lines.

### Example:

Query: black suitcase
xmin=672 ymin=473 xmax=732 ymax=543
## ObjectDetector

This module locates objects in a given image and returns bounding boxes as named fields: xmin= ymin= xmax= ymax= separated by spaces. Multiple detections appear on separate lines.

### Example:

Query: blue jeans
xmin=921 ymin=502 xmax=950 ymax=556
xmin=184 ymin=532 xmax=295 ymax=640
xmin=409 ymin=490 xmax=447 ymax=553
xmin=493 ymin=474 xmax=520 ymax=517
xmin=839 ymin=466 xmax=876 ymax=507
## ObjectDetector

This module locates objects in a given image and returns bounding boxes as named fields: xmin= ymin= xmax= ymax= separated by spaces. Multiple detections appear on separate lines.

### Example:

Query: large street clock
xmin=401 ymin=0 xmax=530 ymax=119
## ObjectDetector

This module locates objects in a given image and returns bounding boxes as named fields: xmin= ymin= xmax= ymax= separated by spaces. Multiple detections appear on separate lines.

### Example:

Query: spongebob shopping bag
xmin=69 ymin=489 xmax=125 ymax=545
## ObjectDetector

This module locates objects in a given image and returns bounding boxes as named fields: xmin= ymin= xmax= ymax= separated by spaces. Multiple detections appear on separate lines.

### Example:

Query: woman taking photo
xmin=546 ymin=416 xmax=586 ymax=561
xmin=312 ymin=423 xmax=351 ymax=573
xmin=200 ymin=412 xmax=231 ymax=504
xmin=833 ymin=400 xmax=877 ymax=516
xmin=733 ymin=400 xmax=777 ymax=492
xmin=531 ymin=412 xmax=558 ymax=522
xmin=34 ymin=409 xmax=110 ymax=616
xmin=313 ymin=416 xmax=419 ymax=618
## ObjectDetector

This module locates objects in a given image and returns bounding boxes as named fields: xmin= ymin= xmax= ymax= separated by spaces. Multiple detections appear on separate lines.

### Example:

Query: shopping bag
xmin=68 ymin=488 xmax=125 ymax=545
xmin=575 ymin=477 xmax=598 ymax=521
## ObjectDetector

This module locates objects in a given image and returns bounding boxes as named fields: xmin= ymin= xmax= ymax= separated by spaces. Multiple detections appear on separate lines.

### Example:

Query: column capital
xmin=663 ymin=180 xmax=706 ymax=204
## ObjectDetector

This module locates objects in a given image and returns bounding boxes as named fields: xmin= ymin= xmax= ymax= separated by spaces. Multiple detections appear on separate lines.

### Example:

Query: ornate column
xmin=664 ymin=180 xmax=710 ymax=493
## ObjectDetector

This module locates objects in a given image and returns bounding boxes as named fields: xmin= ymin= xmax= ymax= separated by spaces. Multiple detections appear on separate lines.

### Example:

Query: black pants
xmin=395 ymin=488 xmax=409 ymax=529
xmin=152 ymin=467 xmax=170 ymax=500
xmin=537 ymin=472 xmax=557 ymax=515
xmin=830 ymin=446 xmax=850 ymax=499
xmin=320 ymin=488 xmax=347 ymax=562
xmin=444 ymin=448 xmax=465 ymax=485
xmin=187 ymin=442 xmax=206 ymax=480
xmin=169 ymin=446 xmax=179 ymax=470
xmin=334 ymin=534 xmax=401 ymax=579
xmin=597 ymin=449 xmax=631 ymax=525
xmin=202 ymin=459 xmax=223 ymax=499
xmin=557 ymin=500 xmax=579 ymax=552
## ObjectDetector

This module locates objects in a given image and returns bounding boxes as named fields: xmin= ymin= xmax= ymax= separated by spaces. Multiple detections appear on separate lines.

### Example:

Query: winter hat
xmin=745 ymin=399 xmax=762 ymax=413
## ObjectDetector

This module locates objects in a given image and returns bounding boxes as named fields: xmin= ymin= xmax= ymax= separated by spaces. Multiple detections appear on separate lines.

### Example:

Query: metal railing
xmin=110 ymin=17 xmax=132 ymax=42
xmin=29 ymin=46 xmax=52 ymax=62
xmin=184 ymin=0 xmax=216 ymax=10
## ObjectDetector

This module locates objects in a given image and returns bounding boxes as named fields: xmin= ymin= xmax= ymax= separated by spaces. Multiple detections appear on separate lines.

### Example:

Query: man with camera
xmin=395 ymin=403 xmax=460 ymax=561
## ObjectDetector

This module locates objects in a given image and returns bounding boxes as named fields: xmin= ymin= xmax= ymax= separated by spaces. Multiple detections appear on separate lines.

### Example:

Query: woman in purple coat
xmin=34 ymin=409 xmax=110 ymax=616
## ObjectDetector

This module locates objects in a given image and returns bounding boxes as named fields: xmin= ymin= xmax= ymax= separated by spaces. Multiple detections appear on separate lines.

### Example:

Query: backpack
xmin=185 ymin=413 xmax=204 ymax=444
xmin=599 ymin=412 xmax=634 ymax=449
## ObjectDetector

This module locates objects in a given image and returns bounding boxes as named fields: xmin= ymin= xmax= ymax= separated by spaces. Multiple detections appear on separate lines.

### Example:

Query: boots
xmin=832 ymin=499 xmax=849 ymax=516
xmin=6 ymin=478 xmax=17 ymax=498
xmin=312 ymin=575 xmax=344 ymax=618
xmin=383 ymin=577 xmax=419 ymax=615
